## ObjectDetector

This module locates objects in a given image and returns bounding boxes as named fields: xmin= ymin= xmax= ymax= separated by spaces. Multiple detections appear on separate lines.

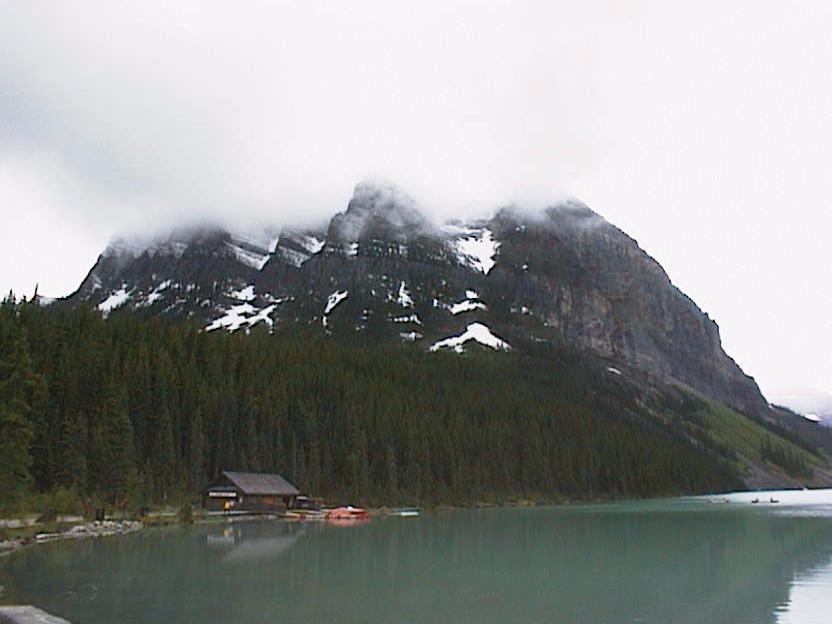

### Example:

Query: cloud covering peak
xmin=0 ymin=1 xmax=599 ymax=234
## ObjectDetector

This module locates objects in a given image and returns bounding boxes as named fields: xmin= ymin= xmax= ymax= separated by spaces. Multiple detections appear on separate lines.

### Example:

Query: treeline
xmin=0 ymin=297 xmax=742 ymax=513
xmin=760 ymin=435 xmax=812 ymax=479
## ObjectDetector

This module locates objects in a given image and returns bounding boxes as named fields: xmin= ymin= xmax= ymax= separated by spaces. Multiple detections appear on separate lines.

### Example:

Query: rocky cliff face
xmin=486 ymin=203 xmax=767 ymax=416
xmin=65 ymin=182 xmax=768 ymax=418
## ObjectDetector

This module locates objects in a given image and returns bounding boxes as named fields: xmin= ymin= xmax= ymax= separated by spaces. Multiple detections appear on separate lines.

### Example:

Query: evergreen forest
xmin=0 ymin=297 xmax=749 ymax=514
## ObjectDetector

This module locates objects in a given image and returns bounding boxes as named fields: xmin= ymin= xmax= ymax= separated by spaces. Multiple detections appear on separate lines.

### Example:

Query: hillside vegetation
xmin=0 ymin=298 xmax=822 ymax=514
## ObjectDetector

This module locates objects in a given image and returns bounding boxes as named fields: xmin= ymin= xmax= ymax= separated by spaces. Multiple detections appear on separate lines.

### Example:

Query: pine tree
xmin=89 ymin=378 xmax=139 ymax=506
xmin=149 ymin=405 xmax=176 ymax=501
xmin=186 ymin=409 xmax=205 ymax=492
xmin=0 ymin=306 xmax=35 ymax=511
xmin=385 ymin=445 xmax=398 ymax=500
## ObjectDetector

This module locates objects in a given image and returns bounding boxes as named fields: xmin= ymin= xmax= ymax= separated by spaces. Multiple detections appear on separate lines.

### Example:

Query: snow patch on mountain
xmin=276 ymin=233 xmax=325 ymax=268
xmin=444 ymin=226 xmax=500 ymax=274
xmin=447 ymin=290 xmax=486 ymax=315
xmin=392 ymin=314 xmax=422 ymax=325
xmin=206 ymin=303 xmax=256 ymax=331
xmin=449 ymin=300 xmax=486 ymax=315
xmin=231 ymin=285 xmax=256 ymax=301
xmin=295 ymin=234 xmax=325 ymax=255
xmin=430 ymin=323 xmax=511 ymax=353
xmin=226 ymin=240 xmax=270 ymax=270
xmin=247 ymin=305 xmax=276 ymax=328
xmin=323 ymin=290 xmax=349 ymax=327
xmin=205 ymin=302 xmax=277 ymax=332
xmin=98 ymin=287 xmax=130 ymax=316
xmin=397 ymin=281 xmax=414 ymax=308
xmin=324 ymin=290 xmax=349 ymax=315
xmin=139 ymin=280 xmax=172 ymax=307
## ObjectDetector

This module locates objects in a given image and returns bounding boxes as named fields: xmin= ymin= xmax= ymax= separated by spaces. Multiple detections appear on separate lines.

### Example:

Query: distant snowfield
xmin=449 ymin=299 xmax=486 ymax=315
xmin=430 ymin=322 xmax=511 ymax=353
xmin=443 ymin=225 xmax=500 ymax=274
xmin=206 ymin=303 xmax=258 ymax=331
xmin=97 ymin=287 xmax=130 ymax=315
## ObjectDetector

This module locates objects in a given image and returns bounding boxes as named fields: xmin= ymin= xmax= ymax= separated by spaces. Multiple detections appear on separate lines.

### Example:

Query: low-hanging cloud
xmin=0 ymin=0 xmax=610 ymax=235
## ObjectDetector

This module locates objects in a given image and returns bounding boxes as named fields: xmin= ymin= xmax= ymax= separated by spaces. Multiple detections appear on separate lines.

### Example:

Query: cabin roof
xmin=217 ymin=471 xmax=299 ymax=496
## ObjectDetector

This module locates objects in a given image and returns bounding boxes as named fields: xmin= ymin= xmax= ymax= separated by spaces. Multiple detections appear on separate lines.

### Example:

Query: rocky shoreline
xmin=0 ymin=520 xmax=142 ymax=557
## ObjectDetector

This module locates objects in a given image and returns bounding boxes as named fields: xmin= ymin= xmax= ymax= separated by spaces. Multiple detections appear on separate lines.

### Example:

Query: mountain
xmin=12 ymin=179 xmax=825 ymax=497
xmin=66 ymin=181 xmax=768 ymax=419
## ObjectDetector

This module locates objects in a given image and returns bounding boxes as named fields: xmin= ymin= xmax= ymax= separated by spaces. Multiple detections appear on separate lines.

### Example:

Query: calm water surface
xmin=2 ymin=490 xmax=832 ymax=623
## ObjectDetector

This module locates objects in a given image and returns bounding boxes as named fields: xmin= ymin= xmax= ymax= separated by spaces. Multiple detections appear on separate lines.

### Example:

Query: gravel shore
xmin=0 ymin=520 xmax=142 ymax=557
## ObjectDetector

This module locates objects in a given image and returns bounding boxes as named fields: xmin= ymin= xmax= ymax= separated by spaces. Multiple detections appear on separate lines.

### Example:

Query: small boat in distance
xmin=751 ymin=498 xmax=760 ymax=504
xmin=325 ymin=506 xmax=370 ymax=522
xmin=769 ymin=498 xmax=779 ymax=504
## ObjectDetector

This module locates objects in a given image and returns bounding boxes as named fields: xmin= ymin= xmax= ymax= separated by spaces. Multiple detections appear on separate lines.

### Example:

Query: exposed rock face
xmin=487 ymin=203 xmax=767 ymax=416
xmin=64 ymin=182 xmax=767 ymax=417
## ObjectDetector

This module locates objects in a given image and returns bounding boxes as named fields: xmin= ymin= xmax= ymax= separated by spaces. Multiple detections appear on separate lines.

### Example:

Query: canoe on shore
xmin=325 ymin=506 xmax=370 ymax=522
xmin=284 ymin=510 xmax=326 ymax=521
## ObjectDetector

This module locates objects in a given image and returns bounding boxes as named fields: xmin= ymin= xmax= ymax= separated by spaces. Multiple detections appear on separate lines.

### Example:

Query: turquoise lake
xmin=2 ymin=490 xmax=832 ymax=623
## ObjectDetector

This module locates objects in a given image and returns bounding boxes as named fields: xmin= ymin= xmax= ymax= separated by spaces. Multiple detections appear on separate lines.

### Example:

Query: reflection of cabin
xmin=205 ymin=471 xmax=299 ymax=513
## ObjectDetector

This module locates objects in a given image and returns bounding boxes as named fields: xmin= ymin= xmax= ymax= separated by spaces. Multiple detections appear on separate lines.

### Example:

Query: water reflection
xmin=776 ymin=552 xmax=832 ymax=623
xmin=204 ymin=521 xmax=305 ymax=563
xmin=2 ymin=500 xmax=832 ymax=623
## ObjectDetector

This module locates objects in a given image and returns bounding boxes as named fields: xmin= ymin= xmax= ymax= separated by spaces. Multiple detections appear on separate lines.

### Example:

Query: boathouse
xmin=205 ymin=471 xmax=299 ymax=513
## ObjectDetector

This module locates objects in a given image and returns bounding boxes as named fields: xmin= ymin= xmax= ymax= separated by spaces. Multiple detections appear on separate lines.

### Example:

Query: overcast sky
xmin=1 ymin=1 xmax=830 ymax=405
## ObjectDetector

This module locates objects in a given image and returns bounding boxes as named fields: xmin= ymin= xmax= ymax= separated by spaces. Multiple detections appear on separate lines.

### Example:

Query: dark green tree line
xmin=0 ymin=296 xmax=743 ymax=512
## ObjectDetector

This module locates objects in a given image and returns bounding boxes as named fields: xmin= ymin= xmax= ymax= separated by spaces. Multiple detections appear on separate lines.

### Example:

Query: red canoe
xmin=325 ymin=506 xmax=370 ymax=521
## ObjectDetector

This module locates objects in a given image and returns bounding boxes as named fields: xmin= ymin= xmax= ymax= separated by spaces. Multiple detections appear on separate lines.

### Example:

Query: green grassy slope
xmin=701 ymin=398 xmax=828 ymax=484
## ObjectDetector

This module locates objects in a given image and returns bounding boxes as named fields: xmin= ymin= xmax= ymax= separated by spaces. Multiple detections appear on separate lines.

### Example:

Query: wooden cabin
xmin=205 ymin=471 xmax=299 ymax=513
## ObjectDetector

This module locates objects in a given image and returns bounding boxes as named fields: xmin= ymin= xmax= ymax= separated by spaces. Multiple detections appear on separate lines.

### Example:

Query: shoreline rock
xmin=0 ymin=606 xmax=73 ymax=623
xmin=0 ymin=520 xmax=142 ymax=557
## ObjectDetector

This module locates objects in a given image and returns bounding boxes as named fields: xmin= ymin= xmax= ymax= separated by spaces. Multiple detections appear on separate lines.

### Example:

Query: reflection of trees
xmin=1 ymin=510 xmax=832 ymax=623
xmin=204 ymin=521 xmax=306 ymax=563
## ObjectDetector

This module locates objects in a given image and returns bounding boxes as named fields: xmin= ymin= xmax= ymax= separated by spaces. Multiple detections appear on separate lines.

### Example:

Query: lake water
xmin=2 ymin=490 xmax=832 ymax=623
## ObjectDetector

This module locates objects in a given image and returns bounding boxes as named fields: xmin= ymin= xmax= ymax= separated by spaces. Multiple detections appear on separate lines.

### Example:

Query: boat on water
xmin=325 ymin=506 xmax=370 ymax=521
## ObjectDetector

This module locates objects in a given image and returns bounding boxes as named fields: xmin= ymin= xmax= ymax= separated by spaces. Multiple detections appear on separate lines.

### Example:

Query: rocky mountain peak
xmin=327 ymin=181 xmax=433 ymax=243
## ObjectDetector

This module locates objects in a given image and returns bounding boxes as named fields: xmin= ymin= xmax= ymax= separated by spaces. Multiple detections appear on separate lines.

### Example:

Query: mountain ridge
xmin=65 ymin=182 xmax=768 ymax=422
